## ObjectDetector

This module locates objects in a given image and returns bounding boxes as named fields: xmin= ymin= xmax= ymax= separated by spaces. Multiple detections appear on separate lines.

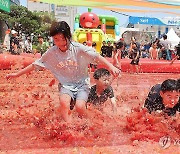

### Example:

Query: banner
xmin=129 ymin=16 xmax=180 ymax=26
xmin=0 ymin=0 xmax=10 ymax=12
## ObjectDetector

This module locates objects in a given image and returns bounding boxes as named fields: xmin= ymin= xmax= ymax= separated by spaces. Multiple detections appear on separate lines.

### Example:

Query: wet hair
xmin=161 ymin=79 xmax=178 ymax=92
xmin=131 ymin=37 xmax=136 ymax=41
xmin=82 ymin=41 xmax=87 ymax=45
xmin=177 ymin=78 xmax=180 ymax=91
xmin=49 ymin=21 xmax=72 ymax=40
xmin=92 ymin=42 xmax=97 ymax=47
xmin=93 ymin=68 xmax=111 ymax=80
xmin=163 ymin=34 xmax=167 ymax=40
xmin=116 ymin=41 xmax=124 ymax=49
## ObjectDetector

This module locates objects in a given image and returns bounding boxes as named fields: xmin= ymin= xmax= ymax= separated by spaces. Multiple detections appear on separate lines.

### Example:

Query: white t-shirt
xmin=160 ymin=39 xmax=171 ymax=50
xmin=33 ymin=42 xmax=98 ymax=90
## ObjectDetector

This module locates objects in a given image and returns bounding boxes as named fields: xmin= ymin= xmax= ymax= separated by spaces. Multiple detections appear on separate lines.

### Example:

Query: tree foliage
xmin=0 ymin=5 xmax=55 ymax=37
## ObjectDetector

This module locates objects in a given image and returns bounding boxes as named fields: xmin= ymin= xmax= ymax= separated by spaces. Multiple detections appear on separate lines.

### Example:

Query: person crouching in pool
xmin=6 ymin=21 xmax=120 ymax=122
xmin=144 ymin=79 xmax=180 ymax=116
xmin=86 ymin=68 xmax=117 ymax=112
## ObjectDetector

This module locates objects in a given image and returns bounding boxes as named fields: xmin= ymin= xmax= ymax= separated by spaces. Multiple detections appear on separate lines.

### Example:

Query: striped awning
xmin=28 ymin=0 xmax=180 ymax=15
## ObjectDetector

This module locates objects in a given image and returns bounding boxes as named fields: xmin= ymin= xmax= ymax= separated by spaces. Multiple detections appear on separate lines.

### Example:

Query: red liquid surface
xmin=0 ymin=69 xmax=179 ymax=153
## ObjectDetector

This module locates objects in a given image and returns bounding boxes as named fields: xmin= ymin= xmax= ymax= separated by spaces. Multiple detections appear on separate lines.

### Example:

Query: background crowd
xmin=1 ymin=28 xmax=179 ymax=63
xmin=1 ymin=29 xmax=51 ymax=55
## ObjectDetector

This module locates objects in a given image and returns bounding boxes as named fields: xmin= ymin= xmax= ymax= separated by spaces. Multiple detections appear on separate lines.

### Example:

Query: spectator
xmin=113 ymin=41 xmax=124 ymax=88
xmin=101 ymin=41 xmax=108 ymax=57
xmin=160 ymin=34 xmax=172 ymax=60
xmin=10 ymin=30 xmax=20 ymax=55
xmin=149 ymin=43 xmax=158 ymax=59
xmin=24 ymin=37 xmax=33 ymax=53
xmin=89 ymin=42 xmax=98 ymax=74
xmin=34 ymin=35 xmax=49 ymax=55
xmin=106 ymin=41 xmax=113 ymax=58
xmin=170 ymin=42 xmax=180 ymax=64
xmin=3 ymin=29 xmax=11 ymax=52
xmin=129 ymin=37 xmax=140 ymax=74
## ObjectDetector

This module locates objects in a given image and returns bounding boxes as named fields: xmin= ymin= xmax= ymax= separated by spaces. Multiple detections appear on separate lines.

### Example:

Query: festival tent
xmin=166 ymin=28 xmax=180 ymax=48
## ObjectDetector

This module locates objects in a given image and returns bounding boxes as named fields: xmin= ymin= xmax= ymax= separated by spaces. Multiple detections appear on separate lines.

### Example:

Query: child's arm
xmin=6 ymin=64 xmax=35 ymax=79
xmin=110 ymin=97 xmax=117 ymax=113
xmin=114 ymin=50 xmax=121 ymax=68
xmin=156 ymin=49 xmax=159 ymax=59
xmin=170 ymin=55 xmax=178 ymax=65
xmin=129 ymin=42 xmax=133 ymax=52
xmin=149 ymin=48 xmax=153 ymax=59
xmin=96 ymin=55 xmax=120 ymax=77
xmin=33 ymin=49 xmax=38 ymax=55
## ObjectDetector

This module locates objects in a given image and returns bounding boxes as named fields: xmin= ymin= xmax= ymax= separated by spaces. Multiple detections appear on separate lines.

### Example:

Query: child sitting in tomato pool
xmin=86 ymin=68 xmax=117 ymax=112
xmin=70 ymin=68 xmax=117 ymax=112
xmin=144 ymin=79 xmax=180 ymax=116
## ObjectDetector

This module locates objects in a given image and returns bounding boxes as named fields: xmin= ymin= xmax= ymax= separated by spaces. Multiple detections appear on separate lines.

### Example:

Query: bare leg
xmin=130 ymin=64 xmax=136 ymax=74
xmin=129 ymin=64 xmax=133 ymax=74
xmin=135 ymin=65 xmax=139 ymax=74
xmin=88 ymin=67 xmax=91 ymax=75
xmin=116 ymin=75 xmax=121 ymax=90
xmin=59 ymin=94 xmax=71 ymax=122
xmin=75 ymin=100 xmax=87 ymax=118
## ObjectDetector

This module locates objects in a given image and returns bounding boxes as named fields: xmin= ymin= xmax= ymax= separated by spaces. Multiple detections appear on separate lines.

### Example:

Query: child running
xmin=87 ymin=68 xmax=117 ymax=112
xmin=6 ymin=21 xmax=120 ymax=122
xmin=129 ymin=37 xmax=140 ymax=74
xmin=113 ymin=41 xmax=124 ymax=70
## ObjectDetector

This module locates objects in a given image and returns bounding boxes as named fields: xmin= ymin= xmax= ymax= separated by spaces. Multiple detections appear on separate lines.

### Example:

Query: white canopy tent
xmin=167 ymin=28 xmax=180 ymax=49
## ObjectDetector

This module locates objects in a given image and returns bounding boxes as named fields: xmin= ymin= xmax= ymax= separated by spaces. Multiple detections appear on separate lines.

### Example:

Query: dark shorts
xmin=130 ymin=59 xmax=139 ymax=65
xmin=70 ymin=99 xmax=76 ymax=110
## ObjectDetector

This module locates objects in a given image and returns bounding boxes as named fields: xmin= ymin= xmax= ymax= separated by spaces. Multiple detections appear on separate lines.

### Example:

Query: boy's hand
xmin=111 ymin=66 xmax=121 ymax=78
xmin=6 ymin=73 xmax=19 ymax=80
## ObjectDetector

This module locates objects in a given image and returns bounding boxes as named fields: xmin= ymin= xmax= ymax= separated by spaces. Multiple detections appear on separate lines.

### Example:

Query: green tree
xmin=32 ymin=11 xmax=55 ymax=38
xmin=0 ymin=5 xmax=55 ymax=37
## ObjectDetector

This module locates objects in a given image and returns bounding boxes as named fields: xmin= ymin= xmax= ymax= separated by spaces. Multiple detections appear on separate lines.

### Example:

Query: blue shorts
xmin=58 ymin=83 xmax=90 ymax=102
